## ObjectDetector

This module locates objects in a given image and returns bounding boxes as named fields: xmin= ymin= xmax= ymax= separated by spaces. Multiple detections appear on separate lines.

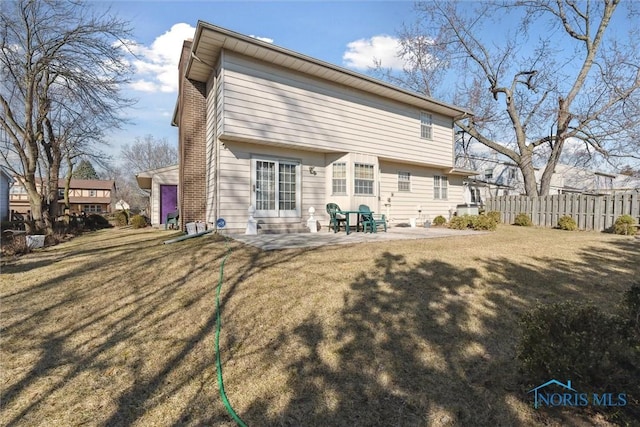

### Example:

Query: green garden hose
xmin=215 ymin=236 xmax=248 ymax=427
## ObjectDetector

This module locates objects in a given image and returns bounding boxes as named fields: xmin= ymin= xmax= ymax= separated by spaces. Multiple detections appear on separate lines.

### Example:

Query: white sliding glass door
xmin=253 ymin=158 xmax=300 ymax=217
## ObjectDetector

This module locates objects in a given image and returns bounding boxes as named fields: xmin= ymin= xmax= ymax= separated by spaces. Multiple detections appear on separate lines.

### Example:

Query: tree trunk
xmin=518 ymin=150 xmax=539 ymax=196
xmin=63 ymin=158 xmax=74 ymax=225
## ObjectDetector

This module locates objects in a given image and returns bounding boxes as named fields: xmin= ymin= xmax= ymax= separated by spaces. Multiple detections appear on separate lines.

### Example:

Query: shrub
xmin=130 ymin=214 xmax=148 ymax=229
xmin=449 ymin=215 xmax=470 ymax=230
xmin=517 ymin=301 xmax=630 ymax=390
xmin=613 ymin=214 xmax=637 ymax=235
xmin=621 ymin=283 xmax=640 ymax=337
xmin=518 ymin=291 xmax=640 ymax=423
xmin=486 ymin=211 xmax=501 ymax=224
xmin=471 ymin=215 xmax=497 ymax=231
xmin=433 ymin=215 xmax=446 ymax=226
xmin=1 ymin=234 xmax=29 ymax=256
xmin=113 ymin=210 xmax=128 ymax=227
xmin=84 ymin=214 xmax=112 ymax=230
xmin=557 ymin=215 xmax=578 ymax=231
xmin=513 ymin=213 xmax=533 ymax=227
xmin=1 ymin=220 xmax=25 ymax=231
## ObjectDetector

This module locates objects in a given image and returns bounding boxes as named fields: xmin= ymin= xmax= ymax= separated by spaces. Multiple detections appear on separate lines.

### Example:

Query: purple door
xmin=160 ymin=185 xmax=178 ymax=224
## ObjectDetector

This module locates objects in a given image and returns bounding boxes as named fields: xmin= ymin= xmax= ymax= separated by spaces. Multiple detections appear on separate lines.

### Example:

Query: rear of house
xmin=173 ymin=22 xmax=475 ymax=233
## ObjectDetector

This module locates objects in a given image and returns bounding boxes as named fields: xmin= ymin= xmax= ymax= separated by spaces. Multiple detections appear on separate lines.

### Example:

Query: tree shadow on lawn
xmin=0 ymin=232 xmax=328 ymax=427
xmin=1 ymin=228 xmax=178 ymax=275
xmin=241 ymin=238 xmax=639 ymax=426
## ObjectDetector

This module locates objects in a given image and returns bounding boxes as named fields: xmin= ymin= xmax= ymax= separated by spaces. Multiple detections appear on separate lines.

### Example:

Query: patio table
xmin=338 ymin=210 xmax=369 ymax=234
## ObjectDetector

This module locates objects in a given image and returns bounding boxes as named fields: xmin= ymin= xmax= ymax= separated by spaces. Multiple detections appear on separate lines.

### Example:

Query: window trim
xmin=332 ymin=162 xmax=347 ymax=195
xmin=420 ymin=111 xmax=433 ymax=140
xmin=484 ymin=168 xmax=494 ymax=180
xmin=433 ymin=175 xmax=448 ymax=200
xmin=354 ymin=163 xmax=375 ymax=195
xmin=397 ymin=171 xmax=411 ymax=192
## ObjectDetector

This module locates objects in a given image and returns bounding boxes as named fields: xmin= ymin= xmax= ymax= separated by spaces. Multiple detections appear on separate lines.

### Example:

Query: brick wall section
xmin=177 ymin=40 xmax=207 ymax=229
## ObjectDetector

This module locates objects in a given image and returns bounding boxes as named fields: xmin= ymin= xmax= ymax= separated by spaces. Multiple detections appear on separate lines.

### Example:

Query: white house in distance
xmin=458 ymin=154 xmax=522 ymax=206
xmin=135 ymin=165 xmax=179 ymax=227
xmin=460 ymin=151 xmax=638 ymax=207
xmin=172 ymin=21 xmax=476 ymax=233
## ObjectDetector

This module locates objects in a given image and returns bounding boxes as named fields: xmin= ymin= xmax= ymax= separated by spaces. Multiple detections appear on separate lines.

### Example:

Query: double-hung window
xmin=420 ymin=112 xmax=432 ymax=140
xmin=485 ymin=168 xmax=494 ymax=180
xmin=398 ymin=171 xmax=410 ymax=192
xmin=433 ymin=176 xmax=448 ymax=200
xmin=332 ymin=163 xmax=347 ymax=195
xmin=354 ymin=163 xmax=374 ymax=195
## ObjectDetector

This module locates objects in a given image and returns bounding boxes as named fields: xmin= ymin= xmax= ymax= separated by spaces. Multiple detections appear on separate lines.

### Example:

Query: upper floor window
xmin=10 ymin=184 xmax=26 ymax=194
xmin=433 ymin=176 xmax=448 ymax=200
xmin=398 ymin=171 xmax=410 ymax=192
xmin=420 ymin=112 xmax=432 ymax=140
xmin=354 ymin=163 xmax=374 ymax=195
xmin=485 ymin=168 xmax=494 ymax=179
xmin=332 ymin=163 xmax=347 ymax=195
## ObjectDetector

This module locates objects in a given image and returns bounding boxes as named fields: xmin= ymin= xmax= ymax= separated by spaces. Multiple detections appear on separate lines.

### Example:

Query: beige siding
xmin=379 ymin=160 xmax=465 ymax=223
xmin=220 ymin=52 xmax=454 ymax=167
xmin=205 ymin=72 xmax=217 ymax=225
xmin=217 ymin=140 xmax=326 ymax=232
xmin=216 ymin=63 xmax=225 ymax=138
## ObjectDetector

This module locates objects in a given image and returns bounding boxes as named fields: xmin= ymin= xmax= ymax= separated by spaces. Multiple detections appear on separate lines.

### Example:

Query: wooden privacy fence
xmin=486 ymin=192 xmax=640 ymax=231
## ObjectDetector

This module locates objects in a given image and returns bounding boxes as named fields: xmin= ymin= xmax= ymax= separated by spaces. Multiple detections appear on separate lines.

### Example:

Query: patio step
xmin=258 ymin=222 xmax=309 ymax=234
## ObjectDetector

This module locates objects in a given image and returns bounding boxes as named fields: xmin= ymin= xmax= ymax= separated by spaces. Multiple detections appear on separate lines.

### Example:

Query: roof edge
xmin=189 ymin=21 xmax=473 ymax=118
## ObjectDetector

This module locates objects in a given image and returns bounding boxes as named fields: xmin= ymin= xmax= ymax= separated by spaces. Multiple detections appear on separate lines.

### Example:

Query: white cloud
xmin=126 ymin=23 xmax=196 ymax=93
xmin=249 ymin=35 xmax=274 ymax=44
xmin=129 ymin=79 xmax=159 ymax=92
xmin=343 ymin=34 xmax=406 ymax=70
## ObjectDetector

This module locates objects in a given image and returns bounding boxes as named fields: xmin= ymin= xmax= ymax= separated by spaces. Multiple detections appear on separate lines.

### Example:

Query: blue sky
xmin=96 ymin=0 xmax=637 ymax=169
xmin=97 ymin=0 xmax=419 ymax=157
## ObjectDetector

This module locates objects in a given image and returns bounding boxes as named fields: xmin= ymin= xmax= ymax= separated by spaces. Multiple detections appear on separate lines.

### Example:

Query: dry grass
xmin=1 ymin=226 xmax=638 ymax=426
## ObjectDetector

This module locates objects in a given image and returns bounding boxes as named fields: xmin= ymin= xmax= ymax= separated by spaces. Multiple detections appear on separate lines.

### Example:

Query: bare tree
xmin=0 ymin=0 xmax=134 ymax=233
xmin=391 ymin=0 xmax=640 ymax=195
xmin=120 ymin=135 xmax=178 ymax=173
xmin=116 ymin=135 xmax=178 ymax=213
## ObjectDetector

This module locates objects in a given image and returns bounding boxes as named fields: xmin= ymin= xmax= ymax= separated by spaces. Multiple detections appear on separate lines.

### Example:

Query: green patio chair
xmin=326 ymin=203 xmax=347 ymax=233
xmin=165 ymin=211 xmax=179 ymax=230
xmin=359 ymin=204 xmax=387 ymax=233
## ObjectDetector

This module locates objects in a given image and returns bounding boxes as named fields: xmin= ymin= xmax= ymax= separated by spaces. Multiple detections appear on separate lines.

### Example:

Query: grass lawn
xmin=1 ymin=225 xmax=638 ymax=426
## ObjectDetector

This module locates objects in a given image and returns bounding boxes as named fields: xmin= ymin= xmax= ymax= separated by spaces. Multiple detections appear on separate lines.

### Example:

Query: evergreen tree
xmin=72 ymin=160 xmax=99 ymax=180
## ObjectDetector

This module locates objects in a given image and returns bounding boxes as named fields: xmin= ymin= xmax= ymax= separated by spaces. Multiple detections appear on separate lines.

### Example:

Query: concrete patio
xmin=228 ymin=226 xmax=488 ymax=251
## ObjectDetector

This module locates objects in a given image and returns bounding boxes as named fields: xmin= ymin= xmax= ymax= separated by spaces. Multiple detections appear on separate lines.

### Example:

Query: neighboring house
xmin=540 ymin=163 xmax=617 ymax=195
xmin=613 ymin=174 xmax=640 ymax=193
xmin=115 ymin=199 xmax=130 ymax=211
xmin=172 ymin=22 xmax=475 ymax=233
xmin=135 ymin=165 xmax=179 ymax=227
xmin=458 ymin=155 xmax=522 ymax=207
xmin=0 ymin=167 xmax=13 ymax=221
xmin=460 ymin=150 xmax=633 ymax=202
xmin=9 ymin=178 xmax=115 ymax=216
